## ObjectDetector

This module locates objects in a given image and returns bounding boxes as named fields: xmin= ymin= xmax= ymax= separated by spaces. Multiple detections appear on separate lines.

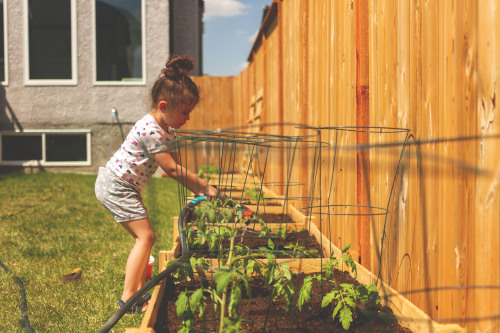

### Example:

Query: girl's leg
xmin=120 ymin=217 xmax=156 ymax=307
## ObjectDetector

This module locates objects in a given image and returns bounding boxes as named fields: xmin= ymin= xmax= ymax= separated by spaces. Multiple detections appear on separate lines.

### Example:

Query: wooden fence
xmin=187 ymin=0 xmax=500 ymax=331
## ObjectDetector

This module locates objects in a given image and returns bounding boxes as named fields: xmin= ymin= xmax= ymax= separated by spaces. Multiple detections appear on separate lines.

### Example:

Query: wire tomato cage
xmin=296 ymin=126 xmax=411 ymax=276
xmin=164 ymin=123 xmax=341 ymax=331
xmin=170 ymin=123 xmax=324 ymax=214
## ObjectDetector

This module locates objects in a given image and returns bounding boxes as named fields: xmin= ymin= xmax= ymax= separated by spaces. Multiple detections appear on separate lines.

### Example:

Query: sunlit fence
xmin=185 ymin=0 xmax=500 ymax=331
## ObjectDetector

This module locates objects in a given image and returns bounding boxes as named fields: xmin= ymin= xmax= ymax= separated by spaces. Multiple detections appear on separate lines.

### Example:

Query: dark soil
xmin=186 ymin=228 xmax=324 ymax=258
xmin=154 ymin=270 xmax=412 ymax=333
xmin=255 ymin=214 xmax=296 ymax=224
xmin=217 ymin=188 xmax=282 ymax=206
xmin=238 ymin=200 xmax=282 ymax=206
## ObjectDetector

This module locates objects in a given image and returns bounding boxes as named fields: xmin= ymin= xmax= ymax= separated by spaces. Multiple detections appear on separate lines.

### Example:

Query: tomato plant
xmin=171 ymin=196 xmax=379 ymax=332
xmin=173 ymin=196 xmax=301 ymax=332
xmin=298 ymin=244 xmax=381 ymax=330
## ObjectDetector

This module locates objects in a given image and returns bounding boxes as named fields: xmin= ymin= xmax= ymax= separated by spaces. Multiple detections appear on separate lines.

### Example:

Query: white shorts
xmin=95 ymin=167 xmax=148 ymax=222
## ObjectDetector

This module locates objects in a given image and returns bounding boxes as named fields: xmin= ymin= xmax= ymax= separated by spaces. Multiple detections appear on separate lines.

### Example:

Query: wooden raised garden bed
xmin=126 ymin=203 xmax=463 ymax=333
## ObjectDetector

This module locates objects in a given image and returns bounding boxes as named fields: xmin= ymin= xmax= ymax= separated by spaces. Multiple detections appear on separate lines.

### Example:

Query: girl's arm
xmin=154 ymin=151 xmax=217 ymax=197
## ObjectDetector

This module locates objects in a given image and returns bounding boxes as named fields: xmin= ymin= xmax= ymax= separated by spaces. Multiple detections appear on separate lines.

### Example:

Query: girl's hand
xmin=206 ymin=185 xmax=218 ymax=197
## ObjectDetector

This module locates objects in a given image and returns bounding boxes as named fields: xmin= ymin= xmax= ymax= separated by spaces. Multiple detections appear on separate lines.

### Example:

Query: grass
xmin=0 ymin=172 xmax=180 ymax=332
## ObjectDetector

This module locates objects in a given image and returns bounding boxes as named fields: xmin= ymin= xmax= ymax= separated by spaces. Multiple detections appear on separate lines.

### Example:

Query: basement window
xmin=0 ymin=130 xmax=91 ymax=166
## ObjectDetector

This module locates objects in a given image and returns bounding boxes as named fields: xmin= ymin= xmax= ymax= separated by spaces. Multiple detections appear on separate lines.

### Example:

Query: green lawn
xmin=0 ymin=172 xmax=180 ymax=332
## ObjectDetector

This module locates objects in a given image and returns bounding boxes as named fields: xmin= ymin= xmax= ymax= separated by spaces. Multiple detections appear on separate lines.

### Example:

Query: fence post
xmin=355 ymin=0 xmax=370 ymax=268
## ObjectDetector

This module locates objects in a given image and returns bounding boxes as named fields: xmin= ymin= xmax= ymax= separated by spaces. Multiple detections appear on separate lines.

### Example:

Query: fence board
xmin=476 ymin=1 xmax=500 ymax=332
xmin=437 ymin=0 xmax=457 ymax=323
xmin=419 ymin=0 xmax=440 ymax=318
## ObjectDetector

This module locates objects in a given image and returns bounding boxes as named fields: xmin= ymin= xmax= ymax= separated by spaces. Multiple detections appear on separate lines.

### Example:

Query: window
xmin=94 ymin=0 xmax=145 ymax=84
xmin=0 ymin=0 xmax=7 ymax=84
xmin=2 ymin=135 xmax=42 ymax=161
xmin=0 ymin=130 xmax=91 ymax=166
xmin=46 ymin=134 xmax=87 ymax=162
xmin=24 ymin=0 xmax=77 ymax=84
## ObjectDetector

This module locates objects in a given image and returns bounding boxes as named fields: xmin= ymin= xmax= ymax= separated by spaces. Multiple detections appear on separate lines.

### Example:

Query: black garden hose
xmin=0 ymin=259 xmax=34 ymax=333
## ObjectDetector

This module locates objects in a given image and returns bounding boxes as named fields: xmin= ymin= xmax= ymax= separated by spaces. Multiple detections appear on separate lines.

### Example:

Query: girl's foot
xmin=138 ymin=293 xmax=151 ymax=312
xmin=117 ymin=293 xmax=151 ymax=314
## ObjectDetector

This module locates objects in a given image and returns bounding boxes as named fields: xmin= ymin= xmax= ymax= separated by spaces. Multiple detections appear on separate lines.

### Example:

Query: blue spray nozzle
xmin=188 ymin=196 xmax=207 ymax=207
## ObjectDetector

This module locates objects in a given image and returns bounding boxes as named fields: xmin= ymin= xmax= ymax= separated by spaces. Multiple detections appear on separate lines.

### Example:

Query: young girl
xmin=95 ymin=55 xmax=217 ymax=312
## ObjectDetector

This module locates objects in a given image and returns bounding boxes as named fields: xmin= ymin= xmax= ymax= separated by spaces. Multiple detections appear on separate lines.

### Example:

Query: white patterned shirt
xmin=106 ymin=114 xmax=175 ymax=191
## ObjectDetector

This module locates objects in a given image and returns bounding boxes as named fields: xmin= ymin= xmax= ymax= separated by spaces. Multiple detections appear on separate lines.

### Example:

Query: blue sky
xmin=202 ymin=0 xmax=273 ymax=76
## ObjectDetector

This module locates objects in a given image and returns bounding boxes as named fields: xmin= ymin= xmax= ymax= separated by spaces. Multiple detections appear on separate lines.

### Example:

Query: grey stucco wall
xmin=171 ymin=0 xmax=203 ymax=75
xmin=0 ymin=0 xmax=172 ymax=173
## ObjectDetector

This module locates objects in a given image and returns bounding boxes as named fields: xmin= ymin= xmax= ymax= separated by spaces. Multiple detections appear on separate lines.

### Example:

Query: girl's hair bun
xmin=162 ymin=55 xmax=195 ymax=79
xmin=151 ymin=55 xmax=199 ymax=110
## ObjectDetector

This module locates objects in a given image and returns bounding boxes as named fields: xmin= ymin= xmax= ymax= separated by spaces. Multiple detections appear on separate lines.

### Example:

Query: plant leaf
xmin=339 ymin=307 xmax=353 ymax=330
xmin=344 ymin=297 xmax=356 ymax=308
xmin=241 ymin=275 xmax=252 ymax=303
xmin=208 ymin=207 xmax=215 ymax=222
xmin=245 ymin=259 xmax=255 ymax=274
xmin=321 ymin=291 xmax=336 ymax=308
xmin=216 ymin=271 xmax=233 ymax=295
xmin=267 ymin=238 xmax=275 ymax=250
xmin=176 ymin=291 xmax=189 ymax=318
xmin=298 ymin=276 xmax=312 ymax=311
xmin=223 ymin=208 xmax=232 ymax=221
xmin=341 ymin=243 xmax=351 ymax=253
xmin=189 ymin=288 xmax=204 ymax=312
xmin=282 ymin=263 xmax=292 ymax=281
xmin=228 ymin=282 xmax=242 ymax=318
xmin=266 ymin=252 xmax=274 ymax=265
xmin=332 ymin=301 xmax=342 ymax=320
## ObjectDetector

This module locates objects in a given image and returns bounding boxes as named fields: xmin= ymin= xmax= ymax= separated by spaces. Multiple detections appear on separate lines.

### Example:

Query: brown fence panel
xmin=365 ymin=0 xmax=498 ymax=330
xmin=182 ymin=76 xmax=237 ymax=174
xmin=190 ymin=0 xmax=500 ymax=330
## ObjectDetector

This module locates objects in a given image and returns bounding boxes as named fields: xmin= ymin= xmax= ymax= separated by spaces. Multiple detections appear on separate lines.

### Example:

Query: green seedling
xmin=198 ymin=164 xmax=219 ymax=181
xmin=297 ymin=244 xmax=380 ymax=331
xmin=284 ymin=242 xmax=319 ymax=258
xmin=244 ymin=187 xmax=264 ymax=202
xmin=172 ymin=196 xmax=298 ymax=333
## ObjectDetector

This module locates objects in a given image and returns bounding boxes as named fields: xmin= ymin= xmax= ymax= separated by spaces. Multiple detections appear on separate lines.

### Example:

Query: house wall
xmin=0 ymin=0 xmax=173 ymax=173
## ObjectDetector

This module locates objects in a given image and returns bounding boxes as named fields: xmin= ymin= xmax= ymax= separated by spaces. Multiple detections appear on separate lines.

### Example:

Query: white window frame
xmin=1 ymin=0 xmax=8 ymax=86
xmin=23 ymin=0 xmax=78 ymax=86
xmin=92 ymin=0 xmax=146 ymax=86
xmin=0 ymin=129 xmax=91 ymax=166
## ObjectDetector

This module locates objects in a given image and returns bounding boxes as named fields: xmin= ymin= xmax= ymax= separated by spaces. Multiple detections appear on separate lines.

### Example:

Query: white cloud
xmin=204 ymin=0 xmax=249 ymax=20
xmin=248 ymin=30 xmax=258 ymax=43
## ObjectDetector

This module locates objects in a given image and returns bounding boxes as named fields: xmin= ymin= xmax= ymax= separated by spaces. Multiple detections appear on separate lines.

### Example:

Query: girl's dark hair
xmin=151 ymin=55 xmax=200 ymax=110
